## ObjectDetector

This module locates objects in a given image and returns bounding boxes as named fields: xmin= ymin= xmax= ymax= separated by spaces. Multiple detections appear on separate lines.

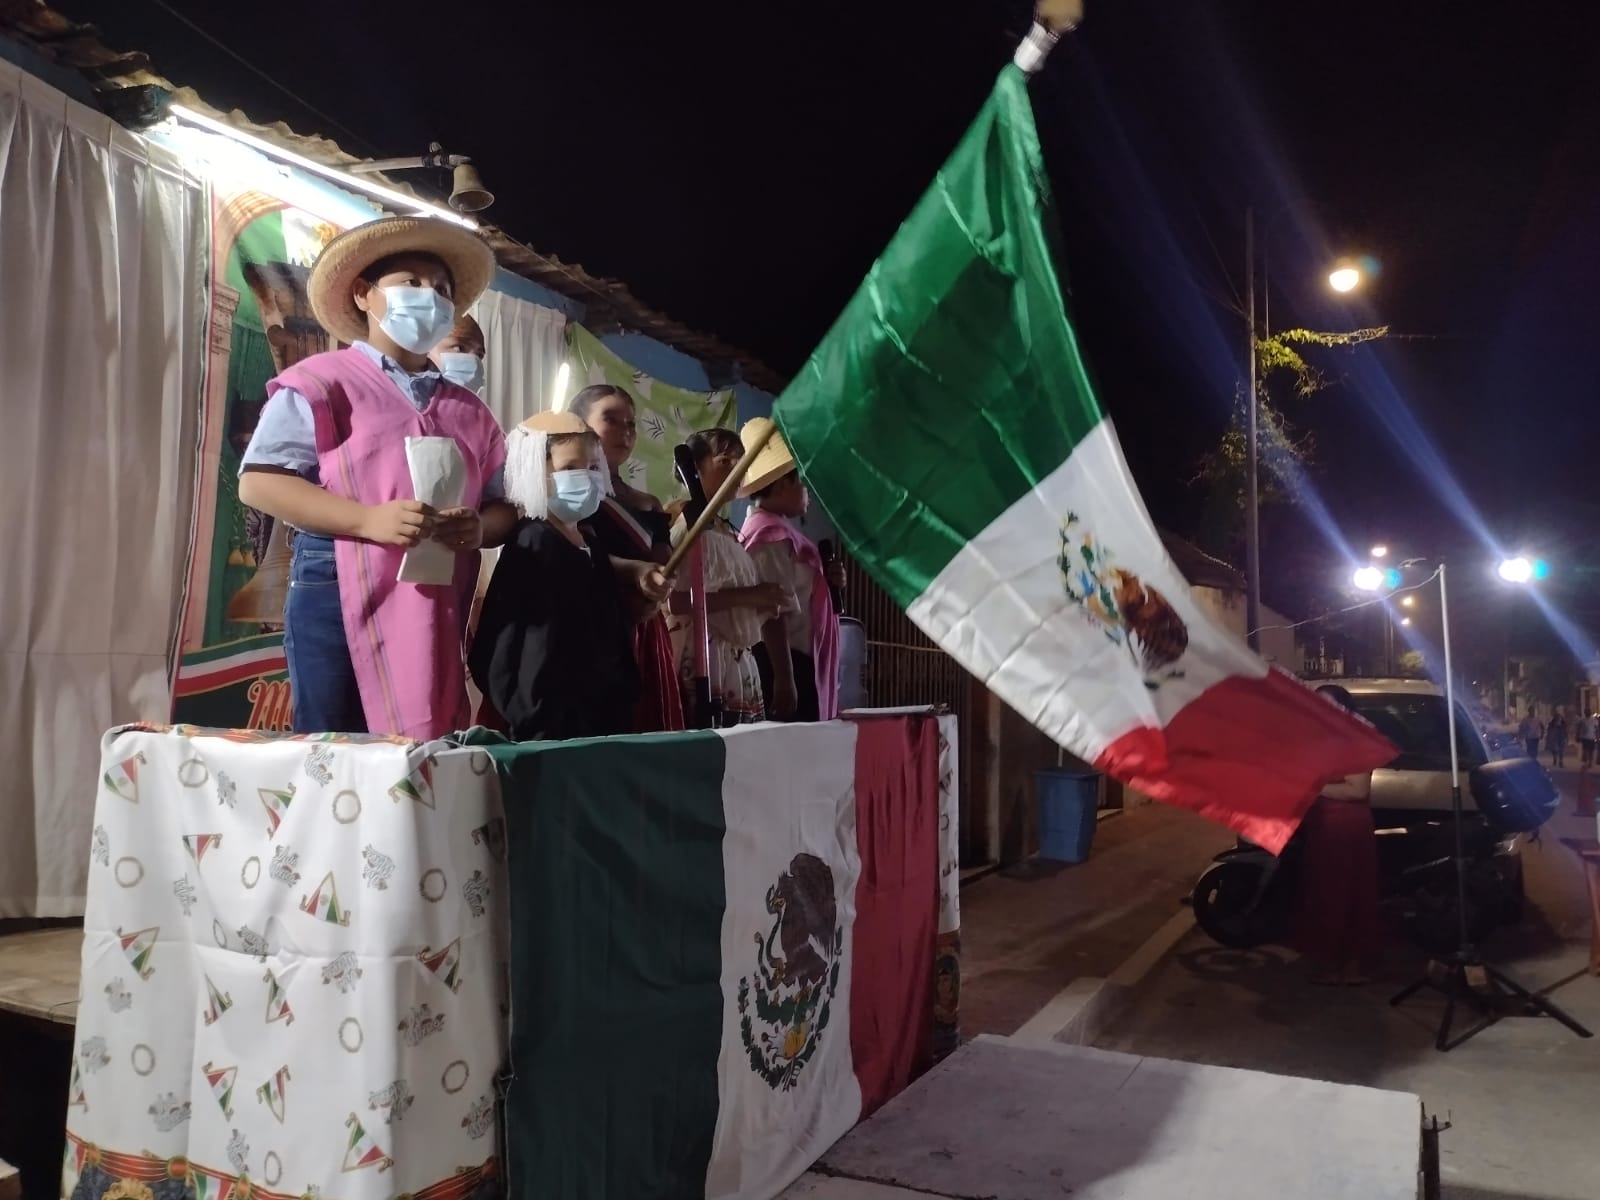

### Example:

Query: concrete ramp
xmin=784 ymin=1035 xmax=1420 ymax=1200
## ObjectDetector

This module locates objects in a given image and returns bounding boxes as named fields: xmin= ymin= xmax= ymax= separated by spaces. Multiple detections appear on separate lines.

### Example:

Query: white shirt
xmin=748 ymin=542 xmax=811 ymax=655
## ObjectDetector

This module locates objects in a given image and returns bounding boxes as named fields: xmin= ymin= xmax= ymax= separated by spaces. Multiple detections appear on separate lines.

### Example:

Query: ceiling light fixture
xmin=167 ymin=104 xmax=477 ymax=229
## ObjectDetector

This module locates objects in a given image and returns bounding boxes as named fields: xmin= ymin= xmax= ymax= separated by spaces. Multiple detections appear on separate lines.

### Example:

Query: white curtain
xmin=0 ymin=61 xmax=206 ymax=916
xmin=472 ymin=287 xmax=567 ymax=427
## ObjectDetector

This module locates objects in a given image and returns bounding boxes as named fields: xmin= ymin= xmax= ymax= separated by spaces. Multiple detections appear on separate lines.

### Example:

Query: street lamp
xmin=1371 ymin=544 xmax=1390 ymax=559
xmin=1352 ymin=565 xmax=1385 ymax=592
xmin=1242 ymin=209 xmax=1367 ymax=651
xmin=1379 ymin=555 xmax=1590 ymax=1050
xmin=1329 ymin=266 xmax=1362 ymax=293
xmin=1401 ymin=595 xmax=1416 ymax=609
xmin=1497 ymin=556 xmax=1549 ymax=584
xmin=1498 ymin=557 xmax=1533 ymax=584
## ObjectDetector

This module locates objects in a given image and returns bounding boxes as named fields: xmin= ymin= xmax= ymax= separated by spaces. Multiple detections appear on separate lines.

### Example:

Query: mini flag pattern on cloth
xmin=773 ymin=66 xmax=1395 ymax=853
xmin=64 ymin=726 xmax=506 ymax=1200
xmin=492 ymin=715 xmax=946 ymax=1200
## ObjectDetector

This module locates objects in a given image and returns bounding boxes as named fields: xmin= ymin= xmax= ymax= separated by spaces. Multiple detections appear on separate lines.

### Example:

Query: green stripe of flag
xmin=492 ymin=731 xmax=730 ymax=1198
xmin=774 ymin=65 xmax=1103 ymax=611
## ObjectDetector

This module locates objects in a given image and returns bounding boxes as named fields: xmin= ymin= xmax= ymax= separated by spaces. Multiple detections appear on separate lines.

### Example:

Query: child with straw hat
xmin=737 ymin=417 xmax=846 ymax=721
xmin=238 ymin=216 xmax=516 ymax=739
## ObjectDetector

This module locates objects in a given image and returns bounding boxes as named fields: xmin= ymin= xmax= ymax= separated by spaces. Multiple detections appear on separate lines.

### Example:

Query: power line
xmin=144 ymin=0 xmax=381 ymax=156
xmin=1249 ymin=569 xmax=1441 ymax=638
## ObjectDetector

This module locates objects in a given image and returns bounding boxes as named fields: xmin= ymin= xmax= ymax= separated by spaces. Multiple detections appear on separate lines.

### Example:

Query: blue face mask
xmin=547 ymin=469 xmax=604 ymax=524
xmin=437 ymin=351 xmax=485 ymax=392
xmin=378 ymin=286 xmax=456 ymax=354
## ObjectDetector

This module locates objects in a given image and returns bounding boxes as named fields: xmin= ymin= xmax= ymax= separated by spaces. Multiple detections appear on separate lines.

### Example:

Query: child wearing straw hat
xmin=469 ymin=412 xmax=670 ymax=741
xmin=238 ymin=216 xmax=517 ymax=739
xmin=737 ymin=417 xmax=846 ymax=722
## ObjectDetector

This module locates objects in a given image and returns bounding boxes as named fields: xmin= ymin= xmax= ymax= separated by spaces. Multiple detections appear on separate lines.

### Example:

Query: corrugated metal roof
xmin=0 ymin=0 xmax=787 ymax=393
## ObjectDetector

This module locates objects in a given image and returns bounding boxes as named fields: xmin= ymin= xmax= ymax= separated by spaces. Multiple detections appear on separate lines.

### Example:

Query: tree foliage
xmin=1193 ymin=325 xmax=1389 ymax=557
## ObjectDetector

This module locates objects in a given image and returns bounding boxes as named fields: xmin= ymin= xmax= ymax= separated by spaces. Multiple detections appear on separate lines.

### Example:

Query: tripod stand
xmin=1388 ymin=561 xmax=1593 ymax=1050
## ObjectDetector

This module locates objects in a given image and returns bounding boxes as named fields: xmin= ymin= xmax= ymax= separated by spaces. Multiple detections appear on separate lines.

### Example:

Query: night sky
xmin=49 ymin=0 xmax=1600 ymax=657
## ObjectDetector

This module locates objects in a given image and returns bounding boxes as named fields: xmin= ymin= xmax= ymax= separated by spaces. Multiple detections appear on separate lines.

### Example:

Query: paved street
xmin=959 ymin=805 xmax=1235 ymax=1037
xmin=1094 ymin=772 xmax=1600 ymax=1200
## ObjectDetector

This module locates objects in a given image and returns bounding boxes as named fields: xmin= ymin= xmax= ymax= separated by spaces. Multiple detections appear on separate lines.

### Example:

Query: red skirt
xmin=1294 ymin=798 xmax=1380 ymax=963
xmin=632 ymin=613 xmax=686 ymax=733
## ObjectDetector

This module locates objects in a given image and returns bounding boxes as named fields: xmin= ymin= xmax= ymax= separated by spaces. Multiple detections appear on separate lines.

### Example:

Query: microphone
xmin=820 ymin=538 xmax=844 ymax=613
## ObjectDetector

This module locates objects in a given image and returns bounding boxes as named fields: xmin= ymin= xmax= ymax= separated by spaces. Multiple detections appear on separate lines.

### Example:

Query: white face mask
xmin=437 ymin=351 xmax=485 ymax=392
xmin=376 ymin=286 xmax=455 ymax=354
xmin=547 ymin=468 xmax=605 ymax=524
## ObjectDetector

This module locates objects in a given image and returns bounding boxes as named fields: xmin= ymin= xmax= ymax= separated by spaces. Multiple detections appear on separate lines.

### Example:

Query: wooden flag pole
xmin=662 ymin=419 xmax=777 ymax=579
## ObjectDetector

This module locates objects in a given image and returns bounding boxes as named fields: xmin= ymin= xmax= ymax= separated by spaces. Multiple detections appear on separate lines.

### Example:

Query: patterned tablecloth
xmin=63 ymin=714 xmax=962 ymax=1200
xmin=63 ymin=726 xmax=506 ymax=1200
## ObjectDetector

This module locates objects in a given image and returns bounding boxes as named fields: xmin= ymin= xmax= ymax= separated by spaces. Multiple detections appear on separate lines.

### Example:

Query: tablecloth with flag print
xmin=492 ymin=709 xmax=957 ymax=1199
xmin=64 ymin=712 xmax=958 ymax=1200
xmin=62 ymin=725 xmax=507 ymax=1200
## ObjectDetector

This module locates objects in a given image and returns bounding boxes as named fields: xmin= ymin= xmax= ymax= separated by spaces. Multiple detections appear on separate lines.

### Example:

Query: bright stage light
xmin=1498 ymin=557 xmax=1533 ymax=584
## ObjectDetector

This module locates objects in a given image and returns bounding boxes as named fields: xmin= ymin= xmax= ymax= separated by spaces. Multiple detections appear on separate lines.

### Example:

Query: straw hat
xmin=520 ymin=411 xmax=589 ymax=435
xmin=309 ymin=216 xmax=497 ymax=346
xmin=737 ymin=417 xmax=798 ymax=497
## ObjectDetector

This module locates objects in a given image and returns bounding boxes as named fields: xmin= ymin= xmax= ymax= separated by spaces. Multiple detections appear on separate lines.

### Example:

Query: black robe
xmin=469 ymin=517 xmax=639 ymax=741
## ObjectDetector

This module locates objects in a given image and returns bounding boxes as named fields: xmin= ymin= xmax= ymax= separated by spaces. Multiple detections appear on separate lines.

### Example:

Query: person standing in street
xmin=1519 ymin=708 xmax=1544 ymax=760
xmin=1577 ymin=711 xmax=1597 ymax=768
xmin=1548 ymin=708 xmax=1569 ymax=768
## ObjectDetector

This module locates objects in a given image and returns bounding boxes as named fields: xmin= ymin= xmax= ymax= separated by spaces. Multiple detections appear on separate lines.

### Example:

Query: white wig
xmin=504 ymin=410 xmax=608 ymax=519
xmin=504 ymin=425 xmax=551 ymax=519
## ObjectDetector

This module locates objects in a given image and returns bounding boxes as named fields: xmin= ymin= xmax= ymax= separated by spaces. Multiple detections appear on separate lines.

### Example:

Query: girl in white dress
xmin=672 ymin=429 xmax=788 ymax=725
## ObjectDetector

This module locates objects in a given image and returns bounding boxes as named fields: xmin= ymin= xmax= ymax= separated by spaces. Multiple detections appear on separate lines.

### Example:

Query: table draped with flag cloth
xmin=63 ymin=726 xmax=507 ymax=1200
xmin=64 ymin=712 xmax=958 ymax=1200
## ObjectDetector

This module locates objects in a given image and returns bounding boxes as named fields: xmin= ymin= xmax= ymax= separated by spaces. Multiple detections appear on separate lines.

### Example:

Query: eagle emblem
xmin=1059 ymin=515 xmax=1188 ymax=689
xmin=737 ymin=853 xmax=843 ymax=1091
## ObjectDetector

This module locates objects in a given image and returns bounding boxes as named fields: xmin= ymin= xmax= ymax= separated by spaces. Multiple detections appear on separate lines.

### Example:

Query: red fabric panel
xmin=1293 ymin=798 xmax=1381 ymax=963
xmin=1096 ymin=668 xmax=1397 ymax=855
xmin=848 ymin=715 xmax=940 ymax=1118
xmin=632 ymin=614 xmax=687 ymax=733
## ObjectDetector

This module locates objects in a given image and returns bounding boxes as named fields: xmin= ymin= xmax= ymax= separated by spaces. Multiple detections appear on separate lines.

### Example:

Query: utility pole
xmin=1244 ymin=207 xmax=1262 ymax=651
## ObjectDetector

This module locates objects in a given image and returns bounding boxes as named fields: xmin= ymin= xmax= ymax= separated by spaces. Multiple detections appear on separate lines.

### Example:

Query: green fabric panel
xmin=774 ymin=67 xmax=1105 ymax=609
xmin=492 ymin=731 xmax=729 ymax=1199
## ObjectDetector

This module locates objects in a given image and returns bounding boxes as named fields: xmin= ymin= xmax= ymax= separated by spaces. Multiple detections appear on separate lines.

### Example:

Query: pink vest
xmin=268 ymin=347 xmax=506 ymax=740
xmin=739 ymin=508 xmax=841 ymax=721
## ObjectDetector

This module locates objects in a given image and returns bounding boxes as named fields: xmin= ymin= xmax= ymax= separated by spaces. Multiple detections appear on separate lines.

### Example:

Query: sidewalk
xmin=1092 ymin=769 xmax=1600 ymax=1200
xmin=958 ymin=804 xmax=1235 ymax=1037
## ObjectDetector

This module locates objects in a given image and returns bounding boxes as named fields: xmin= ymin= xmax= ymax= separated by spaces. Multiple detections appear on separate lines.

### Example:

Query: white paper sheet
xmin=399 ymin=436 xmax=467 ymax=586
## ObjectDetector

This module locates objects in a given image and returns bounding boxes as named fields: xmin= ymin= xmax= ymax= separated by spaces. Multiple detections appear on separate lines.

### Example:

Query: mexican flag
xmin=773 ymin=67 xmax=1395 ymax=853
xmin=494 ymin=717 xmax=940 ymax=1199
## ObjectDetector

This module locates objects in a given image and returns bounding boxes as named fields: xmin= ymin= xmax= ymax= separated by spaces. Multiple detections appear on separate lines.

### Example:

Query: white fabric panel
xmin=0 ymin=61 xmax=206 ymax=917
xmin=707 ymin=721 xmax=864 ymax=1200
xmin=906 ymin=420 xmax=1267 ymax=764
xmin=63 ymin=730 xmax=507 ymax=1200
xmin=471 ymin=287 xmax=566 ymax=427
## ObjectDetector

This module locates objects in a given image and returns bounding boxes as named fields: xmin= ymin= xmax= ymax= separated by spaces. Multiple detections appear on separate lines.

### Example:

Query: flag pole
xmin=1016 ymin=0 xmax=1084 ymax=74
xmin=662 ymin=420 xmax=777 ymax=578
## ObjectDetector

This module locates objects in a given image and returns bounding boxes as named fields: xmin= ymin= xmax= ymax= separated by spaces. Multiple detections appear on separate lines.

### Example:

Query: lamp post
xmin=1242 ymin=212 xmax=1365 ymax=650
xmin=1351 ymin=552 xmax=1588 ymax=1050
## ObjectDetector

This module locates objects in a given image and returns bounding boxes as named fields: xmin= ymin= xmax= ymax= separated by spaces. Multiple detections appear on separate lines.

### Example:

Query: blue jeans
xmin=283 ymin=533 xmax=366 ymax=733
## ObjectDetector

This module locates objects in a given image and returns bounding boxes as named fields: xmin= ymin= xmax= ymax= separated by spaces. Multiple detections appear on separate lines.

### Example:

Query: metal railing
xmin=843 ymin=564 xmax=985 ymax=863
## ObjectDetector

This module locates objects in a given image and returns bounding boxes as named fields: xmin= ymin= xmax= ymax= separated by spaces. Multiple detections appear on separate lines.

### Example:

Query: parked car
xmin=1191 ymin=678 xmax=1558 ymax=952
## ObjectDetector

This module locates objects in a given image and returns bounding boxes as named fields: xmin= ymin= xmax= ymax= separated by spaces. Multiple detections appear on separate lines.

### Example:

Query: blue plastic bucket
xmin=1035 ymin=769 xmax=1100 ymax=863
